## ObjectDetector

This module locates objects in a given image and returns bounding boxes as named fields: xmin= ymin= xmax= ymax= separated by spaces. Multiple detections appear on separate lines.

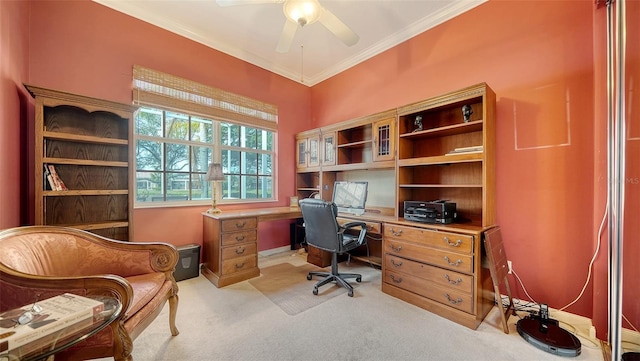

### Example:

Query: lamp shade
xmin=206 ymin=163 xmax=224 ymax=181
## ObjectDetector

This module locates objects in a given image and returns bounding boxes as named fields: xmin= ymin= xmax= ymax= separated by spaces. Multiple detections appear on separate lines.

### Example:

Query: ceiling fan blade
xmin=276 ymin=20 xmax=298 ymax=53
xmin=318 ymin=8 xmax=359 ymax=47
xmin=216 ymin=0 xmax=282 ymax=7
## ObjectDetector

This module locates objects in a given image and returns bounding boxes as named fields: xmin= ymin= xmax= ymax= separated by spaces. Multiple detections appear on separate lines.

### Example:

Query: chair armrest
xmin=341 ymin=221 xmax=367 ymax=229
xmin=0 ymin=265 xmax=133 ymax=317
xmin=96 ymin=240 xmax=179 ymax=275
xmin=59 ymin=227 xmax=179 ymax=275
xmin=0 ymin=226 xmax=179 ymax=278
xmin=340 ymin=221 xmax=367 ymax=246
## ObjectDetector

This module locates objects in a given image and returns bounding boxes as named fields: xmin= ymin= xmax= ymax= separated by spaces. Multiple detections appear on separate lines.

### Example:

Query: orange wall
xmin=312 ymin=0 xmax=598 ymax=320
xmin=3 ymin=0 xmax=638 ymax=339
xmin=26 ymin=0 xmax=311 ymax=250
xmin=0 ymin=0 xmax=30 ymax=229
xmin=621 ymin=0 xmax=640 ymax=340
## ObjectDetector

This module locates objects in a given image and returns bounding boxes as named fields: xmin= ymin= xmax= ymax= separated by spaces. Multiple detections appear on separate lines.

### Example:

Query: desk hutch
xmin=202 ymin=83 xmax=496 ymax=330
xmin=295 ymin=83 xmax=496 ymax=329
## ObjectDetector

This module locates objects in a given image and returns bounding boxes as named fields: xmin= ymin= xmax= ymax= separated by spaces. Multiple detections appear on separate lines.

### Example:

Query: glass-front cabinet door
xmin=296 ymin=138 xmax=307 ymax=169
xmin=373 ymin=118 xmax=395 ymax=162
xmin=308 ymin=136 xmax=320 ymax=167
xmin=321 ymin=131 xmax=336 ymax=166
xmin=296 ymin=131 xmax=320 ymax=169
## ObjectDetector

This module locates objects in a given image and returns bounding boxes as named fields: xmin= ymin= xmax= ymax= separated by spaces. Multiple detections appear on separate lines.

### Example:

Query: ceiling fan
xmin=216 ymin=0 xmax=360 ymax=53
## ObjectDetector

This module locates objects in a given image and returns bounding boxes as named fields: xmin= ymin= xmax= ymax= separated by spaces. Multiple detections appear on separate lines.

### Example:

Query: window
xmin=221 ymin=123 xmax=273 ymax=200
xmin=135 ymin=107 xmax=274 ymax=204
xmin=132 ymin=65 xmax=278 ymax=206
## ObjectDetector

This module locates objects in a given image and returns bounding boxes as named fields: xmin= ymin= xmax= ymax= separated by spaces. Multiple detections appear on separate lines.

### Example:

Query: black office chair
xmin=299 ymin=198 xmax=367 ymax=297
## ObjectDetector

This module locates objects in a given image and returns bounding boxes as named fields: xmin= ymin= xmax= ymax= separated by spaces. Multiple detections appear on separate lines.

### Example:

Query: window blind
xmin=132 ymin=65 xmax=278 ymax=131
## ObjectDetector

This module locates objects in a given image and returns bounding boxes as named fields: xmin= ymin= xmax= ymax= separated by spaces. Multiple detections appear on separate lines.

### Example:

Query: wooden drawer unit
xmin=202 ymin=214 xmax=260 ymax=287
xmin=221 ymin=230 xmax=257 ymax=246
xmin=221 ymin=218 xmax=258 ymax=232
xmin=307 ymin=244 xmax=332 ymax=268
xmin=221 ymin=254 xmax=258 ymax=275
xmin=384 ymin=270 xmax=474 ymax=314
xmin=382 ymin=221 xmax=493 ymax=330
xmin=221 ymin=243 xmax=258 ymax=260
xmin=384 ymin=238 xmax=473 ymax=274
xmin=385 ymin=255 xmax=473 ymax=294
xmin=384 ymin=224 xmax=473 ymax=254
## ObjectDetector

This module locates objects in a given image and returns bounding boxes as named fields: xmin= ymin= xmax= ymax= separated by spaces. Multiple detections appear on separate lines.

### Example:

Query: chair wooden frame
xmin=0 ymin=226 xmax=179 ymax=361
xmin=483 ymin=226 xmax=517 ymax=334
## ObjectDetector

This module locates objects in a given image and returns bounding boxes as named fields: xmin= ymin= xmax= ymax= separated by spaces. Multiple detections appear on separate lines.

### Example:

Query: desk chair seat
xmin=299 ymin=199 xmax=367 ymax=297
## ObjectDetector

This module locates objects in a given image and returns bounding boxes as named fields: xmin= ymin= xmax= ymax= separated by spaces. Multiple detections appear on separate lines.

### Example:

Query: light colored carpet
xmin=248 ymin=262 xmax=355 ymax=315
xmin=96 ymin=251 xmax=604 ymax=361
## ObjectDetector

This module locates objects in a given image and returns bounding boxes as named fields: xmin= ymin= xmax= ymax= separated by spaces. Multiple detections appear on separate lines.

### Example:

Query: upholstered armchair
xmin=0 ymin=226 xmax=180 ymax=361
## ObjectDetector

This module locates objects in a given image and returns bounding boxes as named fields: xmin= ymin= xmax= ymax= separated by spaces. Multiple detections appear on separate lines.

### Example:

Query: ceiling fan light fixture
xmin=283 ymin=0 xmax=321 ymax=27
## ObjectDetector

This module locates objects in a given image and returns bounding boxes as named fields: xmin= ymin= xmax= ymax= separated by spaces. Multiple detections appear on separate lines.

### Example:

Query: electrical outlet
xmin=507 ymin=260 xmax=513 ymax=274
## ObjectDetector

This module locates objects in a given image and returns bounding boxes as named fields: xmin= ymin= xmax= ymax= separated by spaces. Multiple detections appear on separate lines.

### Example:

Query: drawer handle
xmin=235 ymin=221 xmax=246 ymax=229
xmin=235 ymin=262 xmax=246 ymax=269
xmin=235 ymin=247 xmax=246 ymax=255
xmin=389 ymin=274 xmax=403 ymax=283
xmin=390 ymin=244 xmax=403 ymax=252
xmin=443 ymin=256 xmax=462 ymax=267
xmin=390 ymin=228 xmax=403 ymax=237
xmin=444 ymin=274 xmax=463 ymax=285
xmin=235 ymin=235 xmax=246 ymax=242
xmin=390 ymin=259 xmax=403 ymax=268
xmin=444 ymin=237 xmax=462 ymax=247
xmin=445 ymin=293 xmax=463 ymax=305
xmin=366 ymin=225 xmax=374 ymax=231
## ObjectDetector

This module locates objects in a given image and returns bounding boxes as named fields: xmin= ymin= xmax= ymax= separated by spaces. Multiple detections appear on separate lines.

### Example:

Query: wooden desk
xmin=201 ymin=207 xmax=302 ymax=287
xmin=334 ymin=212 xmax=395 ymax=268
xmin=200 ymin=206 xmax=390 ymax=287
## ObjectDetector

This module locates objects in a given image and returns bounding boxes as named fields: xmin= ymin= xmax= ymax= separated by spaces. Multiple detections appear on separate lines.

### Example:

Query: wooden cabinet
xmin=396 ymin=82 xmax=496 ymax=227
xmin=382 ymin=83 xmax=496 ymax=329
xmin=321 ymin=131 xmax=336 ymax=166
xmin=296 ymin=130 xmax=320 ymax=170
xmin=202 ymin=214 xmax=260 ymax=287
xmin=372 ymin=117 xmax=395 ymax=162
xmin=293 ymin=83 xmax=497 ymax=329
xmin=26 ymin=84 xmax=137 ymax=241
xmin=306 ymin=244 xmax=332 ymax=268
xmin=382 ymin=222 xmax=493 ymax=329
xmin=295 ymin=172 xmax=320 ymax=200
xmin=321 ymin=109 xmax=396 ymax=172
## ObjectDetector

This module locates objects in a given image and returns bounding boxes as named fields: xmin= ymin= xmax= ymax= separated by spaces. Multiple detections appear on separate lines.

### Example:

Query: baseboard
xmin=622 ymin=327 xmax=640 ymax=353
xmin=258 ymin=245 xmax=291 ymax=257
xmin=503 ymin=296 xmax=597 ymax=341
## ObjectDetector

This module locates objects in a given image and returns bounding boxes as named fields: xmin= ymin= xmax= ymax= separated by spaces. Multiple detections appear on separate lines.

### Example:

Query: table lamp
xmin=206 ymin=163 xmax=224 ymax=213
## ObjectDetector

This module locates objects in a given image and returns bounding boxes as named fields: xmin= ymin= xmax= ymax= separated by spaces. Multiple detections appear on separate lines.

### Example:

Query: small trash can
xmin=173 ymin=244 xmax=200 ymax=281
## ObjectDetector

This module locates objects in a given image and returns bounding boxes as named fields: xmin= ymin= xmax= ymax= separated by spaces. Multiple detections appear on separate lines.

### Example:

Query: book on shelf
xmin=0 ymin=293 xmax=105 ymax=354
xmin=445 ymin=145 xmax=484 ymax=155
xmin=42 ymin=164 xmax=56 ymax=191
xmin=45 ymin=164 xmax=68 ymax=191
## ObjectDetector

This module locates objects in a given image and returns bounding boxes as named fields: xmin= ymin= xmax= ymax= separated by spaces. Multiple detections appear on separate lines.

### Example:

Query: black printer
xmin=404 ymin=200 xmax=456 ymax=224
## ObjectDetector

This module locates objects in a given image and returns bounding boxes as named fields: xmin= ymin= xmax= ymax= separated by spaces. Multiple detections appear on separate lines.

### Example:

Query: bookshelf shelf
xmin=27 ymin=84 xmax=137 ymax=241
